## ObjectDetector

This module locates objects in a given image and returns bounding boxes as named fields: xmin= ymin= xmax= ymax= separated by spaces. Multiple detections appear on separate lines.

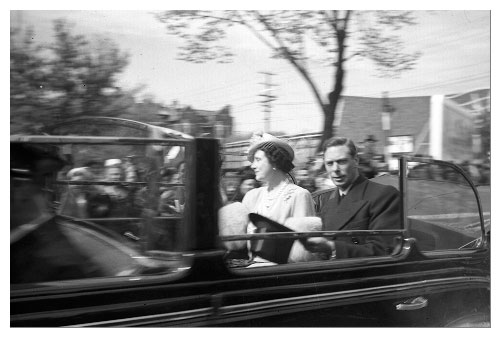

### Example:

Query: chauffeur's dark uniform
xmin=315 ymin=175 xmax=400 ymax=259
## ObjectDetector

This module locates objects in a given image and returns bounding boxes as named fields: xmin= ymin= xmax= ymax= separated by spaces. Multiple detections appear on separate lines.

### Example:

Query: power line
xmin=274 ymin=101 xmax=317 ymax=106
xmin=233 ymin=74 xmax=490 ymax=117
xmin=165 ymin=28 xmax=489 ymax=100
xmin=164 ymin=23 xmax=489 ymax=108
xmin=235 ymin=101 xmax=260 ymax=109
xmin=174 ymin=82 xmax=259 ymax=102
xmin=387 ymin=73 xmax=490 ymax=94
xmin=360 ymin=72 xmax=490 ymax=97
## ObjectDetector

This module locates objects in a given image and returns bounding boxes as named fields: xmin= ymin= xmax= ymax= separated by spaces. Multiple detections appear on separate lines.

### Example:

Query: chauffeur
xmin=303 ymin=137 xmax=400 ymax=259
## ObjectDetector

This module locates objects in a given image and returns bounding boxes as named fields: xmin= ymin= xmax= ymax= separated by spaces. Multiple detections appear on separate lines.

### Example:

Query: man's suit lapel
xmin=322 ymin=176 xmax=368 ymax=230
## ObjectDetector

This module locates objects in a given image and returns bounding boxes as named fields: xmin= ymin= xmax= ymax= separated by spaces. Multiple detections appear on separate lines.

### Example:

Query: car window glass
xmin=11 ymin=139 xmax=192 ymax=288
xmin=406 ymin=161 xmax=487 ymax=252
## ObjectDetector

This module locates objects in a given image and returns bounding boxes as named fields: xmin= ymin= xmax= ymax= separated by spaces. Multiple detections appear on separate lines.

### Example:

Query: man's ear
xmin=353 ymin=155 xmax=360 ymax=167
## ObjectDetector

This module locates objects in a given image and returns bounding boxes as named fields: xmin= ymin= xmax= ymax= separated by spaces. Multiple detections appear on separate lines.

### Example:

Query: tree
xmin=45 ymin=19 xmax=131 ymax=119
xmin=11 ymin=19 xmax=132 ymax=133
xmin=10 ymin=26 xmax=49 ymax=133
xmin=156 ymin=10 xmax=421 ymax=150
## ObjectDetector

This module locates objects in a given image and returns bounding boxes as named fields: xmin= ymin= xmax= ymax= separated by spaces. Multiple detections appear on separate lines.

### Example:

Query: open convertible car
xmin=10 ymin=118 xmax=490 ymax=327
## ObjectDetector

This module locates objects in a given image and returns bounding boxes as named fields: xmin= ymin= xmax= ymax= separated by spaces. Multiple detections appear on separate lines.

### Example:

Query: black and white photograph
xmin=8 ymin=2 xmax=492 ymax=328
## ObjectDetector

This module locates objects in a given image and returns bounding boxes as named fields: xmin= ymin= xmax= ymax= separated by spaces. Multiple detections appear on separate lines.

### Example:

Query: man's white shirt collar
xmin=339 ymin=184 xmax=353 ymax=197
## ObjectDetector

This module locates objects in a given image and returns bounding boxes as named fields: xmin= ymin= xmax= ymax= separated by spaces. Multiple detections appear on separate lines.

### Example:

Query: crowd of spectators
xmin=58 ymin=156 xmax=188 ymax=220
xmin=221 ymin=154 xmax=490 ymax=203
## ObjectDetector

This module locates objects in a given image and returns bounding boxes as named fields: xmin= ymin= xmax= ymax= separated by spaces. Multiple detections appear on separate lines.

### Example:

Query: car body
xmin=10 ymin=122 xmax=490 ymax=327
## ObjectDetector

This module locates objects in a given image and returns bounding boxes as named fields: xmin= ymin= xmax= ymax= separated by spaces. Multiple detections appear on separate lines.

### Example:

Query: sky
xmin=7 ymin=4 xmax=492 ymax=137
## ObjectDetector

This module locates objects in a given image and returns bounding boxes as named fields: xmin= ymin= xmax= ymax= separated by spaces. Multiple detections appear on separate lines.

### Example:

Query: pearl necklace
xmin=263 ymin=180 xmax=289 ymax=209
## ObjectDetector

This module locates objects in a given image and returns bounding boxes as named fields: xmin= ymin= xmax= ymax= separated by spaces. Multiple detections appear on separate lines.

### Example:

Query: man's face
xmin=324 ymin=145 xmax=359 ymax=191
xmin=364 ymin=141 xmax=376 ymax=155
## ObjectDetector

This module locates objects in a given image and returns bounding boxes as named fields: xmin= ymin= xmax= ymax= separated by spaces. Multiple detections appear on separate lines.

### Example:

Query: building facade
xmin=223 ymin=88 xmax=490 ymax=170
xmin=158 ymin=101 xmax=233 ymax=139
xmin=335 ymin=88 xmax=490 ymax=168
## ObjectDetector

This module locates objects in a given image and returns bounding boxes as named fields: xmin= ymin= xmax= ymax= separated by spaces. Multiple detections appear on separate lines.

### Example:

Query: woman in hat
xmin=243 ymin=132 xmax=315 ymax=230
xmin=59 ymin=167 xmax=111 ymax=218
xmin=218 ymin=133 xmax=320 ymax=266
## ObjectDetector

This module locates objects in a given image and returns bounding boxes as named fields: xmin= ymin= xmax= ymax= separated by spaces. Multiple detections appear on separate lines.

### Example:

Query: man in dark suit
xmin=304 ymin=137 xmax=400 ymax=259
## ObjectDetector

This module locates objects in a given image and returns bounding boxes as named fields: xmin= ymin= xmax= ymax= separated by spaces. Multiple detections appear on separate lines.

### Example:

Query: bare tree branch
xmin=233 ymin=11 xmax=281 ymax=52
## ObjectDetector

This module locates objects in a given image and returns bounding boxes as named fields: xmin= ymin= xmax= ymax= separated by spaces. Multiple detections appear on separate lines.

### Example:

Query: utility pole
xmin=381 ymin=91 xmax=395 ymax=164
xmin=259 ymin=72 xmax=277 ymax=133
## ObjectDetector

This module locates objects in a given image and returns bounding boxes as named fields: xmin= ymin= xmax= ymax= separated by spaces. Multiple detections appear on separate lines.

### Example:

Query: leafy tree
xmin=10 ymin=26 xmax=49 ymax=133
xmin=11 ymin=19 xmax=132 ymax=133
xmin=156 ymin=10 xmax=421 ymax=150
xmin=45 ymin=19 xmax=131 ymax=119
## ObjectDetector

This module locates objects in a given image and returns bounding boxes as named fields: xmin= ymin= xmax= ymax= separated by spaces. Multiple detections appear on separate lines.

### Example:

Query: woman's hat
xmin=104 ymin=159 xmax=122 ymax=167
xmin=247 ymin=132 xmax=294 ymax=163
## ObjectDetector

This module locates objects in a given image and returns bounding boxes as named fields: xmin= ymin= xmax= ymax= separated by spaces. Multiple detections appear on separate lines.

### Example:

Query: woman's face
xmin=106 ymin=167 xmax=123 ymax=182
xmin=225 ymin=181 xmax=238 ymax=197
xmin=251 ymin=150 xmax=274 ymax=182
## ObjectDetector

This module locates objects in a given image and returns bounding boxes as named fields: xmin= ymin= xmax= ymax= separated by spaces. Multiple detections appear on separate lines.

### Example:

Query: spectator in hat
xmin=59 ymin=167 xmax=111 ymax=218
xmin=99 ymin=159 xmax=132 ymax=217
xmin=358 ymin=134 xmax=379 ymax=179
xmin=363 ymin=134 xmax=378 ymax=156
xmin=102 ymin=159 xmax=128 ymax=198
